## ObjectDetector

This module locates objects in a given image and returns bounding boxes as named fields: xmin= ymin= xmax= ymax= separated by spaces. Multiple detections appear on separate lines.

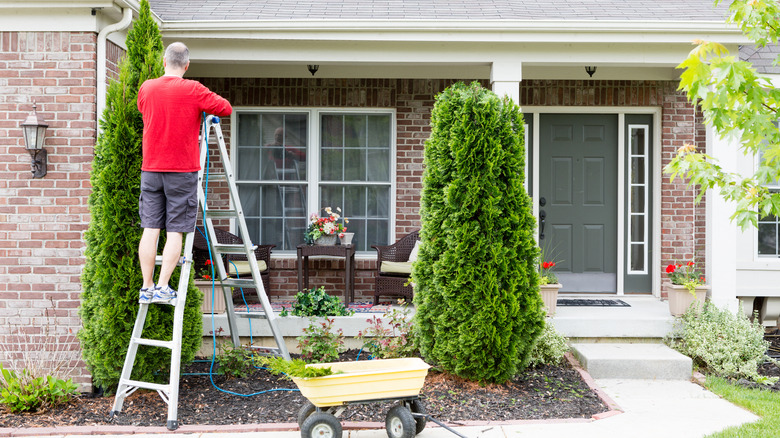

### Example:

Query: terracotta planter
xmin=667 ymin=284 xmax=709 ymax=317
xmin=540 ymin=283 xmax=562 ymax=317
xmin=195 ymin=280 xmax=226 ymax=314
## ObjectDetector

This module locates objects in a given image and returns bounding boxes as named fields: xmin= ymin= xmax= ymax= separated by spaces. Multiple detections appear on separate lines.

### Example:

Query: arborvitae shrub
xmin=413 ymin=82 xmax=545 ymax=384
xmin=78 ymin=0 xmax=202 ymax=393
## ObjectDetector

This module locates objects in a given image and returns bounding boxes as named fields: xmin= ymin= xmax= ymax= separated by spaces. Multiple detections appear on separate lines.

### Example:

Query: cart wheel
xmin=297 ymin=401 xmax=317 ymax=427
xmin=385 ymin=405 xmax=416 ymax=438
xmin=409 ymin=399 xmax=427 ymax=435
xmin=301 ymin=412 xmax=342 ymax=438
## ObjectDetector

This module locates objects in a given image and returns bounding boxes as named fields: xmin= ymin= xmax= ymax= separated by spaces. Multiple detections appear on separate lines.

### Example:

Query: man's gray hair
xmin=164 ymin=42 xmax=189 ymax=69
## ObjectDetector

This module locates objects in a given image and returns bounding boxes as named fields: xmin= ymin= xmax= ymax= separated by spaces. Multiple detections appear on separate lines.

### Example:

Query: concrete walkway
xmin=10 ymin=375 xmax=759 ymax=438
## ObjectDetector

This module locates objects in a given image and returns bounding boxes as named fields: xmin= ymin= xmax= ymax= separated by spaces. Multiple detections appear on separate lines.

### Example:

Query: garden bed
xmin=0 ymin=350 xmax=608 ymax=429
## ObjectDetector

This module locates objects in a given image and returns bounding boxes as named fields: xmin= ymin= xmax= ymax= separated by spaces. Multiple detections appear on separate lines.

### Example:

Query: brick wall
xmin=197 ymin=78 xmax=699 ymax=300
xmin=519 ymin=80 xmax=701 ymax=296
xmin=0 ymin=31 xmax=99 ymax=387
xmin=197 ymin=78 xmax=467 ymax=300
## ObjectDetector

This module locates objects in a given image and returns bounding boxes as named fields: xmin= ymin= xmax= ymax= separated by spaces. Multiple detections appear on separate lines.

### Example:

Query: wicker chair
xmin=371 ymin=230 xmax=420 ymax=305
xmin=193 ymin=227 xmax=275 ymax=302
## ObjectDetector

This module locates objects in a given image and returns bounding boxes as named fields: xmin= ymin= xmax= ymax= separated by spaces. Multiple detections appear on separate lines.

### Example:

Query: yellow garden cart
xmin=292 ymin=357 xmax=467 ymax=438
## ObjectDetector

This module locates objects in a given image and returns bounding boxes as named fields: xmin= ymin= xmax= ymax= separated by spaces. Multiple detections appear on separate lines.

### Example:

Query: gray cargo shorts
xmin=139 ymin=171 xmax=198 ymax=233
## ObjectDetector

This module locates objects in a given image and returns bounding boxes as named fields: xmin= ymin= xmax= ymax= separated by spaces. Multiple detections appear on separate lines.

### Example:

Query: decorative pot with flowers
xmin=539 ymin=260 xmax=561 ymax=316
xmin=194 ymin=259 xmax=226 ymax=313
xmin=304 ymin=207 xmax=349 ymax=245
xmin=665 ymin=261 xmax=708 ymax=316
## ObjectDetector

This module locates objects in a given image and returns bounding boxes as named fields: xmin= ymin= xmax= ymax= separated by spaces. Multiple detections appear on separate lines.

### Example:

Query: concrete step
xmin=571 ymin=342 xmax=692 ymax=380
xmin=551 ymin=295 xmax=675 ymax=339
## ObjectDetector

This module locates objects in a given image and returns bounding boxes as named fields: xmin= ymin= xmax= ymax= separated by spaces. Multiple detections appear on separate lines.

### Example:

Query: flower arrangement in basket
xmin=665 ymin=261 xmax=706 ymax=295
xmin=304 ymin=206 xmax=348 ymax=244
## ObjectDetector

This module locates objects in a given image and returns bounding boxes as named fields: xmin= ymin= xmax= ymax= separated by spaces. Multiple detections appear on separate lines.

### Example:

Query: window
xmin=235 ymin=110 xmax=394 ymax=252
xmin=627 ymin=125 xmax=649 ymax=273
xmin=757 ymin=123 xmax=780 ymax=258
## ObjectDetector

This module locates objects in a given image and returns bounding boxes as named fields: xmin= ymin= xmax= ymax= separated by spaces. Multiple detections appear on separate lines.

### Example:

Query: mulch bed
xmin=0 ymin=350 xmax=608 ymax=429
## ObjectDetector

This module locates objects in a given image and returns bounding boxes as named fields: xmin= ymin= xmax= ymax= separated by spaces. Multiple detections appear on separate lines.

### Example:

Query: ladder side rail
xmin=208 ymin=117 xmax=290 ymax=359
xmin=198 ymin=117 xmax=242 ymax=347
xmin=165 ymin=230 xmax=195 ymax=430
xmin=111 ymin=304 xmax=150 ymax=414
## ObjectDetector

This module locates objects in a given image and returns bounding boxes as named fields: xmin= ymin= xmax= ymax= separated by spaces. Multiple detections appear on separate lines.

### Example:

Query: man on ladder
xmin=137 ymin=42 xmax=232 ymax=302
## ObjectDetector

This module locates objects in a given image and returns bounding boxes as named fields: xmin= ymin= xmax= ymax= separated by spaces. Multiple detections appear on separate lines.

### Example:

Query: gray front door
xmin=539 ymin=114 xmax=618 ymax=293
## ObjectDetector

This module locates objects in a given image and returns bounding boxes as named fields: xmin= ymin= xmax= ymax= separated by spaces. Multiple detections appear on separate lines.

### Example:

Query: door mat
xmin=556 ymin=299 xmax=631 ymax=307
xmin=235 ymin=301 xmax=393 ymax=314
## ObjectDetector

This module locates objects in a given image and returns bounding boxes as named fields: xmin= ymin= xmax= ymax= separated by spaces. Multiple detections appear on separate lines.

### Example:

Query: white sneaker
xmin=139 ymin=285 xmax=154 ymax=304
xmin=151 ymin=285 xmax=177 ymax=305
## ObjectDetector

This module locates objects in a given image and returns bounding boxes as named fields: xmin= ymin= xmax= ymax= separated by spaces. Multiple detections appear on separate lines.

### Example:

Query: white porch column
xmin=490 ymin=61 xmax=522 ymax=104
xmin=706 ymin=126 xmax=740 ymax=311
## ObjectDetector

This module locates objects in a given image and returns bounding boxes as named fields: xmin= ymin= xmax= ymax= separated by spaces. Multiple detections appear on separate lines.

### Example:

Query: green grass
xmin=704 ymin=376 xmax=780 ymax=437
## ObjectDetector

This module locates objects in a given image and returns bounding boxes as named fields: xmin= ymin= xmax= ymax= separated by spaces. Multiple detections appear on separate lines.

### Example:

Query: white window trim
xmin=627 ymin=124 xmax=650 ymax=275
xmin=230 ymin=107 xmax=397 ymax=256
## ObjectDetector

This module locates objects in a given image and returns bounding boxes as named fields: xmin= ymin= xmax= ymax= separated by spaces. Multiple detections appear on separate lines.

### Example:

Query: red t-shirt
xmin=137 ymin=75 xmax=232 ymax=172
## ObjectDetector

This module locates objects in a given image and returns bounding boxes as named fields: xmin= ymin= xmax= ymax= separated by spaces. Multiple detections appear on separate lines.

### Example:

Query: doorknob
xmin=539 ymin=210 xmax=546 ymax=240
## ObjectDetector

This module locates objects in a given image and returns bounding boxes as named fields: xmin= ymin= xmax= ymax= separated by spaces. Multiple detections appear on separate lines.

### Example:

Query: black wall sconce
xmin=21 ymin=102 xmax=48 ymax=178
xmin=585 ymin=66 xmax=597 ymax=77
xmin=307 ymin=64 xmax=319 ymax=76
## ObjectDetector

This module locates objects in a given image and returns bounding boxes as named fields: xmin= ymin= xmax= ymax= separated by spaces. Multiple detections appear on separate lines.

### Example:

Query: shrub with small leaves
xmin=525 ymin=319 xmax=569 ymax=368
xmin=0 ymin=364 xmax=79 ymax=413
xmin=215 ymin=342 xmax=254 ymax=379
xmin=667 ymin=302 xmax=777 ymax=384
xmin=297 ymin=317 xmax=344 ymax=363
xmin=289 ymin=287 xmax=353 ymax=317
xmin=356 ymin=301 xmax=418 ymax=359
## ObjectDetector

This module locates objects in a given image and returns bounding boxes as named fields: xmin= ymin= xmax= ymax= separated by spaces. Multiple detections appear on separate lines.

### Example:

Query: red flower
xmin=666 ymin=264 xmax=676 ymax=273
xmin=686 ymin=261 xmax=695 ymax=266
xmin=205 ymin=259 xmax=212 ymax=266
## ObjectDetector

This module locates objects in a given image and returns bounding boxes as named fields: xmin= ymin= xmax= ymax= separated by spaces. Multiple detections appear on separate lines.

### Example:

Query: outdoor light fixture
xmin=585 ymin=66 xmax=597 ymax=77
xmin=20 ymin=102 xmax=48 ymax=178
xmin=307 ymin=64 xmax=319 ymax=76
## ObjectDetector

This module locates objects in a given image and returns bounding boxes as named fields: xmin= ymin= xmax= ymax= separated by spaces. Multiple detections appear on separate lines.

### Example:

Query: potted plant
xmin=665 ymin=261 xmax=708 ymax=316
xmin=539 ymin=260 xmax=561 ymax=316
xmin=194 ymin=259 xmax=226 ymax=313
xmin=304 ymin=206 xmax=348 ymax=245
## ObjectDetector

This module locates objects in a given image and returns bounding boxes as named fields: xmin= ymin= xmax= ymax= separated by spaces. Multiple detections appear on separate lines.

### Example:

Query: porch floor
xmin=551 ymin=294 xmax=675 ymax=340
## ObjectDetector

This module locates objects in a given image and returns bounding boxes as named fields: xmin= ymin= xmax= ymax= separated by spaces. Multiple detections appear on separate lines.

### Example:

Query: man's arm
xmin=196 ymin=83 xmax=232 ymax=117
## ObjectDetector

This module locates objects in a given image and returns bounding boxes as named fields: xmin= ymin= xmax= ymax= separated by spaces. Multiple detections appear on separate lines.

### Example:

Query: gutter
xmin=96 ymin=7 xmax=132 ymax=132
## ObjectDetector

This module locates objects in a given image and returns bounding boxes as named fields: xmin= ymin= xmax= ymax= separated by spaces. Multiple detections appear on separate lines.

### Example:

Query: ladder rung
xmin=204 ymin=172 xmax=227 ymax=182
xmin=212 ymin=243 xmax=256 ymax=255
xmin=234 ymin=311 xmax=269 ymax=319
xmin=204 ymin=209 xmax=238 ymax=218
xmin=121 ymin=378 xmax=170 ymax=393
xmin=154 ymin=256 xmax=185 ymax=266
xmin=218 ymin=278 xmax=259 ymax=288
xmin=133 ymin=338 xmax=174 ymax=349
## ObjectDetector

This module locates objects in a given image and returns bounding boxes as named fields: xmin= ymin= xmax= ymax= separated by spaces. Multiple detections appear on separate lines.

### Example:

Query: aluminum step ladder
xmin=110 ymin=114 xmax=290 ymax=431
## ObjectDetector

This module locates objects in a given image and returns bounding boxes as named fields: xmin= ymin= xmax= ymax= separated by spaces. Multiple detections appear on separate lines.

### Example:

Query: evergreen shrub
xmin=413 ymin=82 xmax=545 ymax=384
xmin=78 ymin=0 xmax=202 ymax=393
